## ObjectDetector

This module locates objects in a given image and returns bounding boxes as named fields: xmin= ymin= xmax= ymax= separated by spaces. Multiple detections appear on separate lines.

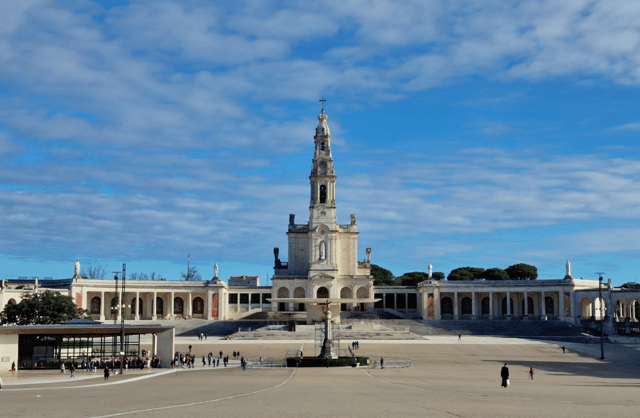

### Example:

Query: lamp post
xmin=112 ymin=272 xmax=120 ymax=325
xmin=596 ymin=272 xmax=605 ymax=360
xmin=120 ymin=263 xmax=127 ymax=375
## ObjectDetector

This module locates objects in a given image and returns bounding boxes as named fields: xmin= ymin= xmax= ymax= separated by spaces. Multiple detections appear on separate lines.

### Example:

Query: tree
xmin=396 ymin=272 xmax=429 ymax=286
xmin=82 ymin=263 xmax=106 ymax=279
xmin=482 ymin=268 xmax=510 ymax=281
xmin=181 ymin=267 xmax=202 ymax=281
xmin=0 ymin=290 xmax=87 ymax=325
xmin=371 ymin=264 xmax=395 ymax=286
xmin=621 ymin=282 xmax=640 ymax=289
xmin=447 ymin=267 xmax=485 ymax=281
xmin=431 ymin=272 xmax=445 ymax=280
xmin=505 ymin=263 xmax=538 ymax=280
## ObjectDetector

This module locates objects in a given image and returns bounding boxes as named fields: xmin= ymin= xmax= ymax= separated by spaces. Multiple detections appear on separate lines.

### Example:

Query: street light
xmin=596 ymin=272 xmax=605 ymax=360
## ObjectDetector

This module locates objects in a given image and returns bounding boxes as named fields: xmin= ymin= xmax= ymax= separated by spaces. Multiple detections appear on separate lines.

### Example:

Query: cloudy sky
xmin=1 ymin=0 xmax=640 ymax=286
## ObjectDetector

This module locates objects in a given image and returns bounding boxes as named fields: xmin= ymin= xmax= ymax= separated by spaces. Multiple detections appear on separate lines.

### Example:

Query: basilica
xmin=2 ymin=107 xmax=639 ymax=333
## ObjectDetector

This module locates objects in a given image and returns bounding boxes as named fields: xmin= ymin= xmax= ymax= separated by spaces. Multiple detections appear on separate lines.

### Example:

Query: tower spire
xmin=309 ymin=104 xmax=336 ymax=227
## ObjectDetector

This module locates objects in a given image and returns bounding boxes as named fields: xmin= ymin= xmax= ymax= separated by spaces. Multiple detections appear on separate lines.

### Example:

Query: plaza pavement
xmin=2 ymin=335 xmax=640 ymax=417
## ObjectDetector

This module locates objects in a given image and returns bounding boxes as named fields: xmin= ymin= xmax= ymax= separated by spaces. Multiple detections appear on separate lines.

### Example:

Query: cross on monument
xmin=319 ymin=97 xmax=326 ymax=112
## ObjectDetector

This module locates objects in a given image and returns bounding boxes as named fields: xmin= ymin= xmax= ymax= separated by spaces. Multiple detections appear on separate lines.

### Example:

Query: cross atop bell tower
xmin=309 ymin=100 xmax=337 ymax=228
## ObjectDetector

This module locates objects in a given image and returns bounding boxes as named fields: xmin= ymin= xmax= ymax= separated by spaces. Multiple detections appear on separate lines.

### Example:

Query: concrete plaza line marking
xmin=86 ymin=368 xmax=298 ymax=418
xmin=3 ymin=369 xmax=179 ymax=391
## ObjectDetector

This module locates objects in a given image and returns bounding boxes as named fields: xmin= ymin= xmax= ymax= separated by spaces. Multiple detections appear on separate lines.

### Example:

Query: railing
xmin=371 ymin=359 xmax=412 ymax=368
xmin=246 ymin=358 xmax=287 ymax=368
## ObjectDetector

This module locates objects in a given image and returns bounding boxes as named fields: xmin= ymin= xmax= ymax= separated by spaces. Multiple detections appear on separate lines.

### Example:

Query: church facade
xmin=2 ymin=107 xmax=640 ymax=333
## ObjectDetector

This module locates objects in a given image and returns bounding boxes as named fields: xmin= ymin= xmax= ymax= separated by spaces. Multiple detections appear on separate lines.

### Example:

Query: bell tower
xmin=309 ymin=101 xmax=337 ymax=228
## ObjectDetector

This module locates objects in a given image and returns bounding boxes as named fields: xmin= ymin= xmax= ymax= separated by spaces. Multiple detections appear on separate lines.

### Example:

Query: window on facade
xmin=240 ymin=293 xmax=249 ymax=304
xmin=229 ymin=294 xmax=238 ymax=304
xmin=320 ymin=185 xmax=327 ymax=203
xmin=250 ymin=293 xmax=260 ymax=304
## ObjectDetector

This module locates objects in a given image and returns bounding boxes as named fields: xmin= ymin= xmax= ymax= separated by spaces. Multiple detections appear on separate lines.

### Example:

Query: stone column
xmin=434 ymin=288 xmax=441 ymax=320
xmin=206 ymin=290 xmax=213 ymax=320
xmin=489 ymin=292 xmax=493 ymax=319
xmin=152 ymin=292 xmax=157 ymax=320
xmin=187 ymin=294 xmax=193 ymax=319
xmin=559 ymin=291 xmax=565 ymax=319
xmin=135 ymin=291 xmax=140 ymax=320
xmin=454 ymin=292 xmax=459 ymax=320
xmin=169 ymin=292 xmax=175 ymax=319
xmin=99 ymin=291 xmax=105 ymax=321
xmin=524 ymin=290 xmax=529 ymax=318
xmin=541 ymin=291 xmax=546 ymax=320
xmin=506 ymin=291 xmax=511 ymax=318
xmin=471 ymin=292 xmax=477 ymax=318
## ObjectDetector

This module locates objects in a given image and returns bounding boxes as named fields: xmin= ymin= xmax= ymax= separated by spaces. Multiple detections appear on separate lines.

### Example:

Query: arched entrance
xmin=277 ymin=287 xmax=289 ymax=311
xmin=340 ymin=287 xmax=353 ymax=311
xmin=156 ymin=297 xmax=164 ymax=317
xmin=545 ymin=296 xmax=555 ymax=316
xmin=501 ymin=297 xmax=514 ymax=316
xmin=294 ymin=287 xmax=305 ymax=311
xmin=174 ymin=297 xmax=184 ymax=316
xmin=441 ymin=297 xmax=453 ymax=316
xmin=317 ymin=286 xmax=329 ymax=298
xmin=90 ymin=297 xmax=101 ymax=315
xmin=481 ymin=297 xmax=490 ymax=316
xmin=461 ymin=297 xmax=472 ymax=315
xmin=357 ymin=287 xmax=369 ymax=311
xmin=193 ymin=297 xmax=204 ymax=316
xmin=521 ymin=297 xmax=534 ymax=316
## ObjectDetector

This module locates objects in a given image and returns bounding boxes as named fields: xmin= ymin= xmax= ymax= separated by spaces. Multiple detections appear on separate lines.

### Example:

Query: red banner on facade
xmin=212 ymin=293 xmax=219 ymax=318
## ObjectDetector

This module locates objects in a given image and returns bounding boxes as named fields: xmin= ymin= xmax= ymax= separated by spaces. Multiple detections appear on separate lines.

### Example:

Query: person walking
xmin=60 ymin=363 xmax=65 ymax=374
xmin=529 ymin=367 xmax=534 ymax=380
xmin=70 ymin=363 xmax=75 ymax=378
xmin=562 ymin=346 xmax=566 ymax=354
xmin=380 ymin=357 xmax=384 ymax=369
xmin=104 ymin=366 xmax=110 ymax=381
xmin=241 ymin=357 xmax=246 ymax=371
xmin=501 ymin=363 xmax=509 ymax=387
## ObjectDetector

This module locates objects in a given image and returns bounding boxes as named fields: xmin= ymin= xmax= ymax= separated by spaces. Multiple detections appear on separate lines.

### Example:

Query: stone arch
xmin=521 ymin=297 xmax=534 ymax=316
xmin=580 ymin=298 xmax=592 ymax=318
xmin=277 ymin=287 xmax=289 ymax=312
xmin=594 ymin=297 xmax=605 ymax=320
xmin=294 ymin=287 xmax=305 ymax=311
xmin=545 ymin=296 xmax=555 ymax=316
xmin=277 ymin=287 xmax=290 ymax=298
xmin=174 ymin=297 xmax=184 ymax=315
xmin=631 ymin=299 xmax=640 ymax=322
xmin=616 ymin=299 xmax=626 ymax=321
xmin=90 ymin=296 xmax=101 ymax=314
xmin=192 ymin=296 xmax=204 ymax=315
xmin=501 ymin=297 xmax=514 ymax=316
xmin=441 ymin=297 xmax=453 ymax=316
xmin=7 ymin=298 xmax=17 ymax=305
xmin=156 ymin=297 xmax=164 ymax=316
xmin=356 ymin=287 xmax=369 ymax=312
xmin=110 ymin=297 xmax=119 ymax=316
xmin=131 ymin=297 xmax=143 ymax=316
xmin=317 ymin=286 xmax=329 ymax=298
xmin=481 ymin=297 xmax=490 ymax=316
xmin=340 ymin=287 xmax=353 ymax=311
xmin=461 ymin=297 xmax=472 ymax=315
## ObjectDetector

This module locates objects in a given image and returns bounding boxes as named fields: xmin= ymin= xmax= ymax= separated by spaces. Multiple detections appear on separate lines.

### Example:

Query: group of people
xmin=351 ymin=341 xmax=360 ymax=350
xmin=197 ymin=332 xmax=207 ymax=340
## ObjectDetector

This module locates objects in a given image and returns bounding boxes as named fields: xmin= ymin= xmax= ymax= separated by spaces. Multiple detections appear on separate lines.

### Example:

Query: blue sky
xmin=1 ymin=0 xmax=639 ymax=286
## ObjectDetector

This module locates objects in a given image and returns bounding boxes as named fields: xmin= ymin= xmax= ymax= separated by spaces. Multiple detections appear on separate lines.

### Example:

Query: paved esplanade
xmin=2 ymin=337 xmax=639 ymax=418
